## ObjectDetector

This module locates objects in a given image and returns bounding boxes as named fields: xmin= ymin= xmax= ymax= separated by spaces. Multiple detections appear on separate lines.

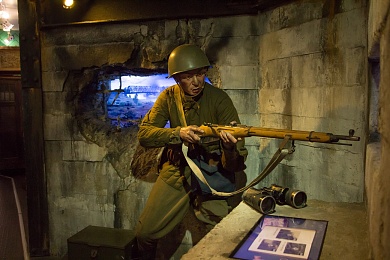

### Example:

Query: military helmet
xmin=168 ymin=44 xmax=210 ymax=78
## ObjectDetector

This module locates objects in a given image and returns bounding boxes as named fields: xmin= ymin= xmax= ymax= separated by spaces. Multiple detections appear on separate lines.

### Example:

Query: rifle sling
xmin=182 ymin=135 xmax=293 ymax=197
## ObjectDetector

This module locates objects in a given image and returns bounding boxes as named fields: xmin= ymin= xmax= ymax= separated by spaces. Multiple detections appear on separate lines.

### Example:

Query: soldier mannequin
xmin=135 ymin=44 xmax=248 ymax=259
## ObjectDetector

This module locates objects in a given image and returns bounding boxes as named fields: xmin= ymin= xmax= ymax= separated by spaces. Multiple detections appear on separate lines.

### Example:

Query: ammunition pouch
xmin=161 ymin=138 xmax=220 ymax=169
xmin=166 ymin=144 xmax=184 ymax=167
xmin=158 ymin=144 xmax=185 ymax=172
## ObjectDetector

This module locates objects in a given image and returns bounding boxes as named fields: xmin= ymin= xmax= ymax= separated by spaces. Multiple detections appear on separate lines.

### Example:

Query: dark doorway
xmin=0 ymin=70 xmax=24 ymax=170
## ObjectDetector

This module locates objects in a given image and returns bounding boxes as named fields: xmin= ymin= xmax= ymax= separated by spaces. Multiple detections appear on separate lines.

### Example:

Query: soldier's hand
xmin=220 ymin=130 xmax=237 ymax=150
xmin=180 ymin=125 xmax=204 ymax=144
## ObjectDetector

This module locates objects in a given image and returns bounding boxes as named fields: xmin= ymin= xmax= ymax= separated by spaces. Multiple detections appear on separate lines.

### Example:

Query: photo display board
xmin=230 ymin=215 xmax=328 ymax=260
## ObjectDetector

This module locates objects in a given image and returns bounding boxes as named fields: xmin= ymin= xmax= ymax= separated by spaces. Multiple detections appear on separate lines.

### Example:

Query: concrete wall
xmin=367 ymin=0 xmax=390 ymax=259
xmin=253 ymin=0 xmax=367 ymax=202
xmin=39 ymin=0 xmax=368 ymax=257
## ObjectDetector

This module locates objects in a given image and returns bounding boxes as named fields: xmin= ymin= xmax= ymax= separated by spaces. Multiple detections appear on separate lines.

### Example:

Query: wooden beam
xmin=18 ymin=0 xmax=49 ymax=256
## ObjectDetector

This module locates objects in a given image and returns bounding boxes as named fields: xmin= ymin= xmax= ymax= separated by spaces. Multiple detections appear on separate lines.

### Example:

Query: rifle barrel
xmin=199 ymin=124 xmax=360 ymax=144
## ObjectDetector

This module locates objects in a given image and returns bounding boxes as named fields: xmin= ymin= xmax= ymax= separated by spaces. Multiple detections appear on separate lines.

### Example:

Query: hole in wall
xmin=107 ymin=73 xmax=175 ymax=128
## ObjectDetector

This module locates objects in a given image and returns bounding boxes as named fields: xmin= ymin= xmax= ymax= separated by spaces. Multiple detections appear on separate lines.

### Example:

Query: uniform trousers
xmin=135 ymin=161 xmax=230 ymax=253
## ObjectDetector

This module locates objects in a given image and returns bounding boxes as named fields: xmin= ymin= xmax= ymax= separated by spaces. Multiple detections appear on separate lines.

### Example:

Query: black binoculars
xmin=242 ymin=184 xmax=307 ymax=214
xmin=242 ymin=187 xmax=277 ymax=215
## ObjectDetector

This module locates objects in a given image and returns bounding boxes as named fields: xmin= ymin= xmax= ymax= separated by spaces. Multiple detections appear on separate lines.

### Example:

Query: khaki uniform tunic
xmin=135 ymin=83 xmax=248 ymax=251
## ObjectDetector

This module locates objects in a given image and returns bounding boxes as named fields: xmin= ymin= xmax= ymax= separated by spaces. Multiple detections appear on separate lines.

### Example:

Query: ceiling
xmin=4 ymin=1 xmax=296 ymax=32
xmin=2 ymin=0 xmax=18 ymax=30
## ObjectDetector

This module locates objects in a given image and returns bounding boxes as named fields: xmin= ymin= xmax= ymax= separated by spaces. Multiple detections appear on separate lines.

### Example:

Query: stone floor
xmin=0 ymin=170 xmax=29 ymax=260
xmin=0 ymin=175 xmax=25 ymax=259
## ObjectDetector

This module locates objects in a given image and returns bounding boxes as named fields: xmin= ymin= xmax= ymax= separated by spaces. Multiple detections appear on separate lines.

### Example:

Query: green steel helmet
xmin=168 ymin=44 xmax=211 ymax=78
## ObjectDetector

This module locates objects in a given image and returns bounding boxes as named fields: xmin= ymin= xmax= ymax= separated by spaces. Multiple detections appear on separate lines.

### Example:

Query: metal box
xmin=67 ymin=225 xmax=136 ymax=260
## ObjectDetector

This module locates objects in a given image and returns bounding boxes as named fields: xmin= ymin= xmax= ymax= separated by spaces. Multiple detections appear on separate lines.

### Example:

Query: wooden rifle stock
xmin=198 ymin=123 xmax=360 ymax=145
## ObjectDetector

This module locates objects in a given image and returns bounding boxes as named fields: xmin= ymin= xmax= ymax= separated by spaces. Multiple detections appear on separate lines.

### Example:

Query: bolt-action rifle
xmin=188 ymin=122 xmax=360 ymax=198
xmin=198 ymin=122 xmax=360 ymax=146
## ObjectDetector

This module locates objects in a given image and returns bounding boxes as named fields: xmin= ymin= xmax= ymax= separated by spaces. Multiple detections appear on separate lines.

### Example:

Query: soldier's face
xmin=175 ymin=68 xmax=207 ymax=97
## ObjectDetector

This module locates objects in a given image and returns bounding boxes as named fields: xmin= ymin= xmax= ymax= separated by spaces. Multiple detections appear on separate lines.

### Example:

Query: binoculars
xmin=242 ymin=184 xmax=307 ymax=214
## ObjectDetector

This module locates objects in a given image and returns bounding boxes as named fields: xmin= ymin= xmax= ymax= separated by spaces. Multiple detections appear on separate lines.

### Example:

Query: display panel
xmin=230 ymin=215 xmax=328 ymax=260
